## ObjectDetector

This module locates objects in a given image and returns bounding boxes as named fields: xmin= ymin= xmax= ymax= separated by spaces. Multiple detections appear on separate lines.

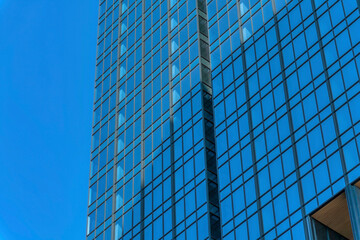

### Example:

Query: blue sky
xmin=0 ymin=1 xmax=98 ymax=239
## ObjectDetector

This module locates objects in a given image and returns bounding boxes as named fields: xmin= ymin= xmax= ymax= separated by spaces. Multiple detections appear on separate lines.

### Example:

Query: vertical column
xmin=306 ymin=216 xmax=316 ymax=240
xmin=345 ymin=185 xmax=360 ymax=239
xmin=196 ymin=0 xmax=222 ymax=239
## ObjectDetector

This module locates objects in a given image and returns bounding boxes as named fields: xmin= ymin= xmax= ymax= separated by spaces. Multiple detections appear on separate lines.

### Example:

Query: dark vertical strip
xmin=309 ymin=0 xmax=349 ymax=185
xmin=235 ymin=1 xmax=264 ymax=238
xmin=196 ymin=0 xmax=222 ymax=239
xmin=270 ymin=1 xmax=309 ymax=238
xmin=166 ymin=0 xmax=177 ymax=238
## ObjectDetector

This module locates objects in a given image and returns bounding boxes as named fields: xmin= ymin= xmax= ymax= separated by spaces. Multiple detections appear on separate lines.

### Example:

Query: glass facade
xmin=87 ymin=0 xmax=360 ymax=239
xmin=209 ymin=0 xmax=360 ymax=239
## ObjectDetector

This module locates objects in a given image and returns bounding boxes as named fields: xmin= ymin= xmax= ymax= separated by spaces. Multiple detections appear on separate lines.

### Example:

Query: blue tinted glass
xmin=88 ymin=1 xmax=360 ymax=239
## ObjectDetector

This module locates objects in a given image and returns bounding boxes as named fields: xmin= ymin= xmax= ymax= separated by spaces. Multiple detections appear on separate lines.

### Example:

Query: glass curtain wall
xmin=87 ymin=0 xmax=221 ymax=239
xmin=207 ymin=0 xmax=360 ymax=239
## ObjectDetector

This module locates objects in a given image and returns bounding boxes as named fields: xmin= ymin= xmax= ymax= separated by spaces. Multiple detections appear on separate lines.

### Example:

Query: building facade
xmin=87 ymin=0 xmax=360 ymax=239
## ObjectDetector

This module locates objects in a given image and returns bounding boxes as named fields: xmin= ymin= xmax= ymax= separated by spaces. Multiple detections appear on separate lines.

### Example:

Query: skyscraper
xmin=87 ymin=0 xmax=360 ymax=239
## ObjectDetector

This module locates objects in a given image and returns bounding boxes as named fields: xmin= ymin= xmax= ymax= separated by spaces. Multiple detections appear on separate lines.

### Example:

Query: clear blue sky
xmin=0 ymin=0 xmax=98 ymax=239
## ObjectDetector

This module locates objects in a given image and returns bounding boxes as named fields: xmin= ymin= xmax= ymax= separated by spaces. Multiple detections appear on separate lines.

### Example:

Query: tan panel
xmin=355 ymin=181 xmax=360 ymax=189
xmin=312 ymin=192 xmax=353 ymax=239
